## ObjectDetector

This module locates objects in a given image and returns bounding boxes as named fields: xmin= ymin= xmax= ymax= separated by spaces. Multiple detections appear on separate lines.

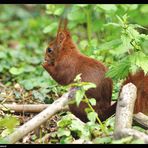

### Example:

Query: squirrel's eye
xmin=47 ymin=47 xmax=53 ymax=53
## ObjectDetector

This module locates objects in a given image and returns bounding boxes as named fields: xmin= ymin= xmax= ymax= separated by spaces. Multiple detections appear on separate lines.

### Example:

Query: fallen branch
xmin=133 ymin=112 xmax=148 ymax=130
xmin=0 ymin=104 xmax=68 ymax=113
xmin=0 ymin=102 xmax=115 ymax=113
xmin=116 ymin=128 xmax=148 ymax=144
xmin=114 ymin=83 xmax=148 ymax=144
xmin=114 ymin=83 xmax=137 ymax=131
xmin=3 ymin=88 xmax=77 ymax=144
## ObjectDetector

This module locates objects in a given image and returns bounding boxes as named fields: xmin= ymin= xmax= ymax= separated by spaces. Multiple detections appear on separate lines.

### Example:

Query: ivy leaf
xmin=57 ymin=128 xmax=71 ymax=137
xmin=43 ymin=23 xmax=57 ymax=34
xmin=112 ymin=136 xmax=133 ymax=144
xmin=32 ymin=90 xmax=44 ymax=102
xmin=60 ymin=136 xmax=73 ymax=144
xmin=93 ymin=137 xmax=112 ymax=144
xmin=70 ymin=120 xmax=84 ymax=132
xmin=46 ymin=5 xmax=64 ymax=16
xmin=83 ymin=83 xmax=96 ymax=91
xmin=96 ymin=4 xmax=117 ymax=12
xmin=20 ymin=79 xmax=34 ymax=90
xmin=74 ymin=73 xmax=82 ymax=82
xmin=75 ymin=89 xmax=85 ymax=106
xmin=0 ymin=51 xmax=7 ymax=59
xmin=57 ymin=117 xmax=72 ymax=128
xmin=9 ymin=67 xmax=24 ymax=75
xmin=67 ymin=6 xmax=85 ymax=21
xmin=76 ymin=4 xmax=88 ymax=7
xmin=89 ymin=98 xmax=96 ymax=106
xmin=0 ymin=116 xmax=19 ymax=130
xmin=87 ymin=112 xmax=98 ymax=123
xmin=0 ymin=138 xmax=9 ymax=144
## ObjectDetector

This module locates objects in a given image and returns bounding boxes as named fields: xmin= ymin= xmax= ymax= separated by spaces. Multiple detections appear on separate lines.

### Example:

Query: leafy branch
xmin=70 ymin=74 xmax=108 ymax=134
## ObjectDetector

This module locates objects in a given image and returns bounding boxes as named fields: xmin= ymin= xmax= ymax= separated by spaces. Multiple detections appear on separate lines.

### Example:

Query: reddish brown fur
xmin=43 ymin=26 xmax=113 ymax=122
xmin=121 ymin=70 xmax=148 ymax=115
xmin=42 ymin=19 xmax=148 ymax=122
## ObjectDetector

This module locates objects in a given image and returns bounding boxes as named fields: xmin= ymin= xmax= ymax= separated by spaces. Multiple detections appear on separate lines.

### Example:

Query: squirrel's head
xmin=42 ymin=18 xmax=71 ymax=69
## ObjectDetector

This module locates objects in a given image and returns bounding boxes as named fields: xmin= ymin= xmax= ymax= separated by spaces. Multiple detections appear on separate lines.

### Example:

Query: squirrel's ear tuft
xmin=57 ymin=31 xmax=66 ymax=45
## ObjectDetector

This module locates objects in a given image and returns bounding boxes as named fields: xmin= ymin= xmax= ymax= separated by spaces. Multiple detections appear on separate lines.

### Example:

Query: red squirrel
xmin=42 ymin=18 xmax=148 ymax=122
xmin=107 ymin=70 xmax=148 ymax=117
xmin=121 ymin=70 xmax=148 ymax=115
xmin=42 ymin=19 xmax=113 ymax=122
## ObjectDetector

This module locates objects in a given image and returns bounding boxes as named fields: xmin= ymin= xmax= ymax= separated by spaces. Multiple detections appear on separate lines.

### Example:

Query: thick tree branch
xmin=133 ymin=112 xmax=148 ymax=130
xmin=114 ymin=83 xmax=137 ymax=131
xmin=116 ymin=128 xmax=148 ymax=144
xmin=114 ymin=83 xmax=148 ymax=144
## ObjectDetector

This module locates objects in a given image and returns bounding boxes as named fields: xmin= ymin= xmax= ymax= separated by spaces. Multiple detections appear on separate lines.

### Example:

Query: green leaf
xmin=1 ymin=129 xmax=13 ymax=138
xmin=21 ymin=80 xmax=34 ymax=90
xmin=0 ymin=138 xmax=9 ymax=144
xmin=96 ymin=4 xmax=117 ymax=12
xmin=0 ymin=115 xmax=19 ymax=130
xmin=120 ymin=34 xmax=132 ymax=50
xmin=140 ymin=5 xmax=148 ymax=13
xmin=104 ymin=116 xmax=115 ymax=128
xmin=116 ymin=15 xmax=124 ymax=26
xmin=46 ymin=5 xmax=64 ymax=16
xmin=130 ymin=51 xmax=148 ymax=75
xmin=75 ymin=89 xmax=85 ymax=106
xmin=133 ymin=126 xmax=145 ymax=132
xmin=106 ymin=58 xmax=130 ymax=80
xmin=130 ymin=24 xmax=148 ymax=30
xmin=87 ymin=112 xmax=98 ymax=123
xmin=131 ymin=139 xmax=145 ymax=144
xmin=32 ymin=90 xmax=44 ymax=102
xmin=79 ymin=40 xmax=88 ymax=50
xmin=93 ymin=137 xmax=112 ymax=144
xmin=76 ymin=4 xmax=88 ymax=7
xmin=57 ymin=117 xmax=72 ymax=128
xmin=74 ymin=73 xmax=82 ymax=82
xmin=70 ymin=120 xmax=84 ymax=132
xmin=112 ymin=136 xmax=133 ymax=144
xmin=9 ymin=67 xmax=24 ymax=75
xmin=43 ymin=23 xmax=57 ymax=34
xmin=0 ymin=52 xmax=7 ymax=59
xmin=89 ymin=98 xmax=96 ymax=106
xmin=67 ymin=6 xmax=85 ymax=21
xmin=84 ymin=107 xmax=92 ymax=114
xmin=60 ymin=136 xmax=73 ymax=144
xmin=104 ymin=22 xmax=120 ymax=27
xmin=83 ymin=83 xmax=96 ymax=91
xmin=80 ymin=126 xmax=91 ymax=141
xmin=98 ymin=39 xmax=122 ymax=50
xmin=57 ymin=128 xmax=71 ymax=137
xmin=24 ymin=65 xmax=35 ymax=72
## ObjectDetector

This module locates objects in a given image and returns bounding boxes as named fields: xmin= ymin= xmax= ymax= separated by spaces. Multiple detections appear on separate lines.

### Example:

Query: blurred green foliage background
xmin=0 ymin=4 xmax=148 ymax=102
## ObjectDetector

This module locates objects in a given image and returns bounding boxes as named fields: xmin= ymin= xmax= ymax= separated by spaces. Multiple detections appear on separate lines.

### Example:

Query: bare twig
xmin=35 ymin=133 xmax=50 ymax=144
xmin=0 ymin=104 xmax=68 ymax=113
xmin=4 ymin=88 xmax=77 ymax=144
